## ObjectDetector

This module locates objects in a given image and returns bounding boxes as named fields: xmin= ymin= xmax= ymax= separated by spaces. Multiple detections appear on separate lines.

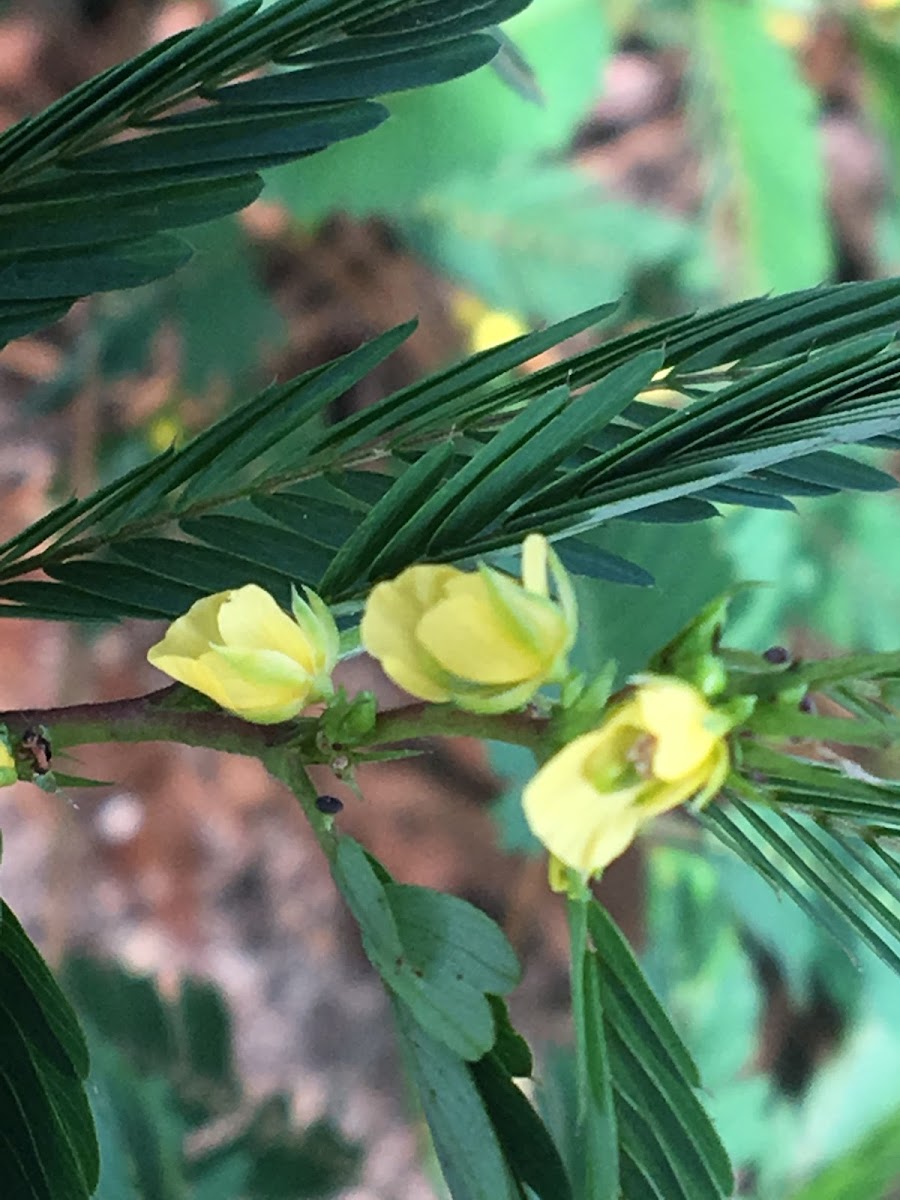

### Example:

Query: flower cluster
xmin=147 ymin=535 xmax=733 ymax=873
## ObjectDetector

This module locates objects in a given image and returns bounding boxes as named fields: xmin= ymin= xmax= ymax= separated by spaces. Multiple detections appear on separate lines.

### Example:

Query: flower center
xmin=626 ymin=733 xmax=657 ymax=778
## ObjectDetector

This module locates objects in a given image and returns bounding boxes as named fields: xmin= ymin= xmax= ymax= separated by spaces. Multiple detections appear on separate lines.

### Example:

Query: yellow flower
xmin=147 ymin=413 xmax=183 ymax=452
xmin=451 ymin=290 xmax=530 ymax=354
xmin=360 ymin=534 xmax=576 ymax=714
xmin=147 ymin=584 xmax=339 ymax=723
xmin=764 ymin=9 xmax=810 ymax=47
xmin=0 ymin=738 xmax=16 ymax=786
xmin=470 ymin=310 xmax=530 ymax=354
xmin=523 ymin=677 xmax=730 ymax=875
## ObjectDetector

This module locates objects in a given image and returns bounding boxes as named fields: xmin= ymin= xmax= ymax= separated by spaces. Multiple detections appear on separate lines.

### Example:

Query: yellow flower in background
xmin=523 ymin=677 xmax=730 ymax=876
xmin=147 ymin=584 xmax=339 ymax=723
xmin=147 ymin=413 xmax=183 ymax=452
xmin=452 ymin=290 xmax=530 ymax=354
xmin=763 ymin=9 xmax=810 ymax=47
xmin=360 ymin=534 xmax=577 ymax=714
xmin=470 ymin=310 xmax=530 ymax=355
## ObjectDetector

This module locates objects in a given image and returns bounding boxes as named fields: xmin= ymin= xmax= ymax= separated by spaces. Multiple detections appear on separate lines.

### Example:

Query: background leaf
xmin=267 ymin=0 xmax=608 ymax=220
xmin=695 ymin=0 xmax=831 ymax=293
xmin=64 ymin=957 xmax=360 ymax=1199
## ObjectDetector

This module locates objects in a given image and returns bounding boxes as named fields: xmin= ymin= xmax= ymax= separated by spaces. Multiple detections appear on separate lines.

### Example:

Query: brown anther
xmin=627 ymin=733 xmax=657 ymax=778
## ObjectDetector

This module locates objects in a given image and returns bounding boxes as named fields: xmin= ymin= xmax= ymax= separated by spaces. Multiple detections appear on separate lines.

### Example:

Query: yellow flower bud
xmin=360 ymin=534 xmax=577 ymax=714
xmin=523 ymin=677 xmax=730 ymax=875
xmin=147 ymin=584 xmax=339 ymax=724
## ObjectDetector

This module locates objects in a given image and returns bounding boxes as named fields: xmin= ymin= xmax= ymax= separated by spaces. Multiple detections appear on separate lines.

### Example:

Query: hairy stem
xmin=0 ymin=690 xmax=546 ymax=762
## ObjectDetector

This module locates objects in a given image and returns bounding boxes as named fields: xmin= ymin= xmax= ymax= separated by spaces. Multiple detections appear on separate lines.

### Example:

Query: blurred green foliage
xmin=267 ymin=0 xmax=607 ymax=218
xmin=264 ymin=0 xmax=702 ymax=316
xmin=64 ymin=959 xmax=360 ymax=1200
xmin=645 ymin=844 xmax=900 ymax=1199
xmin=723 ymin=492 xmax=900 ymax=656
xmin=694 ymin=0 xmax=831 ymax=294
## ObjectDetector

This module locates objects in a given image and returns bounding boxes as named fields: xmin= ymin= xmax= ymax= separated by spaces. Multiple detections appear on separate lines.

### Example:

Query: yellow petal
xmin=361 ymin=566 xmax=460 ymax=700
xmin=635 ymin=771 xmax=712 ymax=823
xmin=361 ymin=566 xmax=459 ymax=663
xmin=636 ymin=679 xmax=719 ymax=780
xmin=147 ymin=592 xmax=228 ymax=665
xmin=448 ymin=677 xmax=543 ymax=714
xmin=523 ymin=732 xmax=644 ymax=874
xmin=147 ymin=651 xmax=237 ymax=712
xmin=523 ymin=677 xmax=731 ymax=877
xmin=416 ymin=590 xmax=542 ymax=684
xmin=479 ymin=566 xmax=569 ymax=662
xmin=470 ymin=309 xmax=529 ymax=354
xmin=216 ymin=585 xmax=318 ymax=672
xmin=377 ymin=653 xmax=453 ymax=703
xmin=360 ymin=542 xmax=573 ymax=707
xmin=692 ymin=740 xmax=730 ymax=806
xmin=202 ymin=647 xmax=313 ymax=722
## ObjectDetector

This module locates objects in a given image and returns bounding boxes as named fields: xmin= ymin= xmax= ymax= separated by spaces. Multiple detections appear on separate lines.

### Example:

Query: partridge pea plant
xmin=3 ymin=3 xmax=900 ymax=1199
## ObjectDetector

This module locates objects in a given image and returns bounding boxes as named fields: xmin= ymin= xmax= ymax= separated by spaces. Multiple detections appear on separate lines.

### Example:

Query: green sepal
xmin=650 ymin=585 xmax=759 ymax=697
xmin=709 ymin=693 xmax=757 ymax=733
xmin=320 ymin=686 xmax=378 ymax=747
xmin=291 ymin=583 xmax=340 ymax=669
xmin=552 ymin=661 xmax=617 ymax=747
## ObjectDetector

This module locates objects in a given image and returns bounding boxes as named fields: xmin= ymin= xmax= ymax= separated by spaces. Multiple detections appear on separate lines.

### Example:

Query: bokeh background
xmin=1 ymin=0 xmax=900 ymax=1195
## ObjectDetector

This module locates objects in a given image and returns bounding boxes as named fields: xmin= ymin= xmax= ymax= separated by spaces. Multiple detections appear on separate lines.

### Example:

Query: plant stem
xmin=0 ymin=690 xmax=547 ymax=760
xmin=0 ymin=686 xmax=299 ymax=758
xmin=263 ymin=747 xmax=339 ymax=862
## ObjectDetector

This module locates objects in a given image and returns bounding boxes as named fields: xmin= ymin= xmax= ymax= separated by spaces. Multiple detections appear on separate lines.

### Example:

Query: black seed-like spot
xmin=763 ymin=646 xmax=791 ymax=664
xmin=315 ymin=794 xmax=344 ymax=814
